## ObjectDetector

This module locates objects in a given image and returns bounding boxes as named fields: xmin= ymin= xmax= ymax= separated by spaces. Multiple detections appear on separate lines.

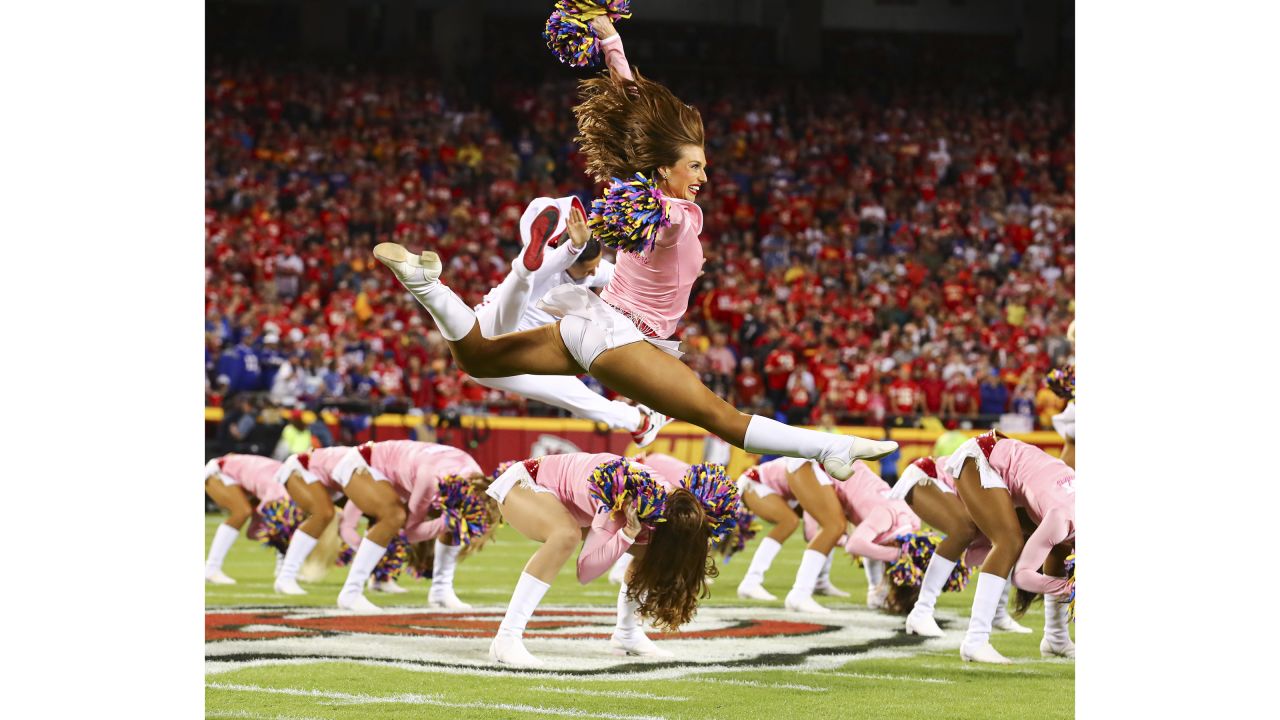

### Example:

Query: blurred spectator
xmin=979 ymin=371 xmax=1010 ymax=417
xmin=205 ymin=55 xmax=1073 ymax=426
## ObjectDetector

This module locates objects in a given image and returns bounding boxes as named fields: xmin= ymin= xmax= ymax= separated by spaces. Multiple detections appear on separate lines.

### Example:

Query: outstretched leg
xmin=374 ymin=244 xmax=894 ymax=473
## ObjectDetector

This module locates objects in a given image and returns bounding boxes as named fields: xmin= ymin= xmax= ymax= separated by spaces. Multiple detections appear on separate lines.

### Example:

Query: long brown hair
xmin=626 ymin=488 xmax=717 ymax=632
xmin=883 ymin=582 xmax=922 ymax=615
xmin=573 ymin=69 xmax=705 ymax=183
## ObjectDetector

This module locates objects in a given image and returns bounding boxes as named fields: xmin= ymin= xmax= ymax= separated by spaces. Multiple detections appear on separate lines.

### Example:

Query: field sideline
xmin=206 ymin=515 xmax=1074 ymax=719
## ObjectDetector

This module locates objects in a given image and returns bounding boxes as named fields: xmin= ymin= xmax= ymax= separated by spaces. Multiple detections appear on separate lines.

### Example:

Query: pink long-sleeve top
xmin=989 ymin=439 xmax=1076 ymax=596
xmin=295 ymin=446 xmax=352 ymax=491
xmin=595 ymin=34 xmax=706 ymax=341
xmin=830 ymin=462 xmax=921 ymax=563
xmin=740 ymin=457 xmax=797 ymax=501
xmin=341 ymin=440 xmax=484 ymax=548
xmin=531 ymin=452 xmax=674 ymax=584
xmin=214 ymin=454 xmax=288 ymax=510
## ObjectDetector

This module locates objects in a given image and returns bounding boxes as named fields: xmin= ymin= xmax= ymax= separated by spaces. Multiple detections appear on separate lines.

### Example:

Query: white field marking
xmin=530 ymin=685 xmax=688 ymax=702
xmin=206 ymin=711 xmax=329 ymax=720
xmin=206 ymin=683 xmax=667 ymax=720
xmin=689 ymin=678 xmax=826 ymax=692
xmin=810 ymin=671 xmax=954 ymax=684
xmin=918 ymin=662 xmax=1050 ymax=675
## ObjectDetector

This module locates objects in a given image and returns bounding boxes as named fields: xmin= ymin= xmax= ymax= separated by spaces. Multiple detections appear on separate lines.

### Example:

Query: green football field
xmin=205 ymin=515 xmax=1073 ymax=720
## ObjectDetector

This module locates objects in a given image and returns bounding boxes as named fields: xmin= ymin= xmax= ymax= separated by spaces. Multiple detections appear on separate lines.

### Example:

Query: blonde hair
xmin=297 ymin=514 xmax=342 ymax=582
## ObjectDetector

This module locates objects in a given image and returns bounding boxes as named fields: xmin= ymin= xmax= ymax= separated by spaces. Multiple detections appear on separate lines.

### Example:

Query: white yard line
xmin=688 ymin=678 xmax=827 ymax=692
xmin=206 ymin=710 xmax=330 ymax=720
xmin=207 ymin=683 xmax=669 ymax=720
xmin=803 ymin=670 xmax=954 ymax=684
xmin=530 ymin=685 xmax=688 ymax=702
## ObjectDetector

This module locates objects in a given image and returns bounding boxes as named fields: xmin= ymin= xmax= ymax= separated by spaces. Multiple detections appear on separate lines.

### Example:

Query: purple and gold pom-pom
xmin=1065 ymin=553 xmax=1076 ymax=622
xmin=435 ymin=474 xmax=492 ymax=548
xmin=712 ymin=507 xmax=760 ymax=561
xmin=543 ymin=1 xmax=633 ymax=68
xmin=589 ymin=458 xmax=669 ymax=524
xmin=588 ymin=173 xmax=671 ymax=254
xmin=888 ymin=532 xmax=943 ymax=587
xmin=944 ymin=554 xmax=974 ymax=592
xmin=336 ymin=531 xmax=409 ymax=582
xmin=1046 ymin=364 xmax=1075 ymax=401
xmin=681 ymin=463 xmax=740 ymax=543
xmin=251 ymin=499 xmax=304 ymax=554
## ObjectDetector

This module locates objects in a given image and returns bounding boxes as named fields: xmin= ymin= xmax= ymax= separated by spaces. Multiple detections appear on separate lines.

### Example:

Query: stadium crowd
xmin=205 ymin=58 xmax=1074 ymax=433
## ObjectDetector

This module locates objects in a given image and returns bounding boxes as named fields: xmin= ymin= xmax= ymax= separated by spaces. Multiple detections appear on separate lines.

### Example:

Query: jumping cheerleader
xmin=272 ymin=445 xmax=354 ymax=596
xmin=372 ymin=15 xmax=896 ymax=481
xmin=889 ymin=454 xmax=1030 ymax=638
xmin=204 ymin=453 xmax=291 ymax=584
xmin=326 ymin=440 xmax=498 ymax=613
xmin=485 ymin=452 xmax=730 ymax=667
xmin=733 ymin=457 xmax=850 ymax=612
xmin=944 ymin=431 xmax=1076 ymax=663
xmin=336 ymin=440 xmax=498 ymax=609
xmin=471 ymin=194 xmax=671 ymax=447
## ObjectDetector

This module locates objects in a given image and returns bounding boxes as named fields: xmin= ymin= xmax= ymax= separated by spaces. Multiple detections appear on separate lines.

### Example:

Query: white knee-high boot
xmin=274 ymin=530 xmax=318 ymax=594
xmin=337 ymin=539 xmax=387 ymax=613
xmin=742 ymin=416 xmax=896 ymax=480
xmin=960 ymin=572 xmax=1012 ymax=664
xmin=205 ymin=524 xmax=240 ymax=583
xmin=428 ymin=539 xmax=471 ymax=609
xmin=784 ymin=549 xmax=832 ymax=614
xmin=904 ymin=554 xmax=955 ymax=637
xmin=737 ymin=537 xmax=782 ymax=600
xmin=610 ymin=583 xmax=673 ymax=657
xmin=491 ymin=572 xmax=551 ymax=667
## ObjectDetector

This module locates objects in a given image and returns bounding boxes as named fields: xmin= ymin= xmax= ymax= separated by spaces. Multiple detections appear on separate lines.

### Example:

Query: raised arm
xmin=842 ymin=507 xmax=903 ymax=563
xmin=591 ymin=16 xmax=634 ymax=83
xmin=1012 ymin=507 xmax=1073 ymax=596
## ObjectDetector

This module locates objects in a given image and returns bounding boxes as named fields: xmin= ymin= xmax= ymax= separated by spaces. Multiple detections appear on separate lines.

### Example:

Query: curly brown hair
xmin=573 ymin=69 xmax=705 ymax=183
xmin=625 ymin=489 xmax=717 ymax=632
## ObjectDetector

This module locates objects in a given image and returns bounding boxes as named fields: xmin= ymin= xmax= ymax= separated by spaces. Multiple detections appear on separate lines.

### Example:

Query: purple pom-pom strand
xmin=681 ymin=463 xmax=740 ymax=542
xmin=588 ymin=173 xmax=672 ymax=254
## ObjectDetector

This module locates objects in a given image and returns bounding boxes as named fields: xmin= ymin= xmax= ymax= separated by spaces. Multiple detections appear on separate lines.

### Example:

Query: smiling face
xmin=657 ymin=145 xmax=708 ymax=201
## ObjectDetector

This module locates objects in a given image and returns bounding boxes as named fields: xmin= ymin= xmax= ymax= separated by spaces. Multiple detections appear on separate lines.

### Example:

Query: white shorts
xmin=273 ymin=454 xmax=319 ymax=486
xmin=330 ymin=447 xmax=389 ymax=488
xmin=205 ymin=458 xmax=237 ymax=486
xmin=886 ymin=463 xmax=955 ymax=501
xmin=782 ymin=457 xmax=833 ymax=485
xmin=539 ymin=285 xmax=681 ymax=371
xmin=487 ymin=461 xmax=554 ymax=505
xmin=736 ymin=472 xmax=801 ymax=509
xmin=943 ymin=439 xmax=1008 ymax=491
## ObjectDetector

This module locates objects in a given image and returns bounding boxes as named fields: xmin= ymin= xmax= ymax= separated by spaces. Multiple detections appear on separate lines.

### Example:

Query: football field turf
xmin=206 ymin=515 xmax=1074 ymax=719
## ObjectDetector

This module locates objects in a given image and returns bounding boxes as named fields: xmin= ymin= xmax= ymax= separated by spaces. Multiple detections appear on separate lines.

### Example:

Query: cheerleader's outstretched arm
xmin=339 ymin=501 xmax=364 ymax=549
xmin=592 ymin=16 xmax=635 ymax=83
xmin=844 ymin=521 xmax=902 ymax=564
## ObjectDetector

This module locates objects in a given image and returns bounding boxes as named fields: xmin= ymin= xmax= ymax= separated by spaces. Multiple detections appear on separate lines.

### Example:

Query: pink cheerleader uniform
xmin=339 ymin=440 xmax=484 ymax=547
xmin=737 ymin=457 xmax=831 ymax=505
xmin=888 ymin=454 xmax=958 ymax=499
xmin=986 ymin=440 xmax=1076 ymax=596
xmin=275 ymin=446 xmax=353 ymax=493
xmin=491 ymin=452 xmax=671 ymax=584
xmin=811 ymin=462 xmax=921 ymax=562
xmin=206 ymin=454 xmax=289 ymax=509
xmin=536 ymin=33 xmax=704 ymax=369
